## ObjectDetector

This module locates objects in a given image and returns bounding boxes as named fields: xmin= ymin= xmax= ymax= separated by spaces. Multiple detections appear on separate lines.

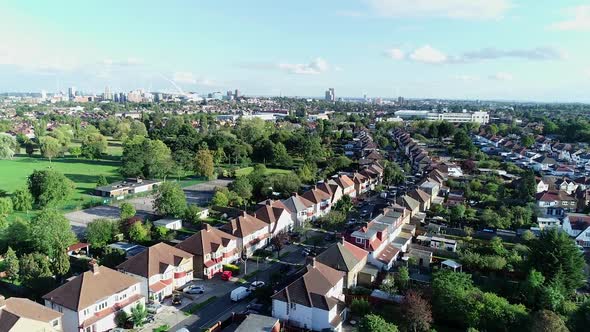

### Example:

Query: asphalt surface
xmin=169 ymin=248 xmax=306 ymax=331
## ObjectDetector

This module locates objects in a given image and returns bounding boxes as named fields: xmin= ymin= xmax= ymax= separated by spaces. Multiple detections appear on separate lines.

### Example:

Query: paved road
xmin=169 ymin=246 xmax=306 ymax=331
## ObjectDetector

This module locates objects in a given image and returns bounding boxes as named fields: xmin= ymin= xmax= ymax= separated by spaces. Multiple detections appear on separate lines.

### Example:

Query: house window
xmin=95 ymin=301 xmax=107 ymax=312
xmin=290 ymin=302 xmax=296 ymax=311
xmin=83 ymin=308 xmax=90 ymax=316
xmin=355 ymin=237 xmax=363 ymax=244
xmin=118 ymin=293 xmax=127 ymax=301
xmin=52 ymin=319 xmax=59 ymax=327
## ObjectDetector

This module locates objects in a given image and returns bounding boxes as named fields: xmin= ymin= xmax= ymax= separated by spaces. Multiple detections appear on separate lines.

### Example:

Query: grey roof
xmin=281 ymin=196 xmax=306 ymax=213
xmin=315 ymin=242 xmax=363 ymax=272
xmin=234 ymin=314 xmax=279 ymax=332
xmin=401 ymin=195 xmax=420 ymax=210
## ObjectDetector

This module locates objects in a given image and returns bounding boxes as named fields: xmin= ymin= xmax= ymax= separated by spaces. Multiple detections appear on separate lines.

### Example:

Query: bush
xmin=223 ymin=264 xmax=240 ymax=274
xmin=351 ymin=298 xmax=371 ymax=317
xmin=115 ymin=310 xmax=129 ymax=328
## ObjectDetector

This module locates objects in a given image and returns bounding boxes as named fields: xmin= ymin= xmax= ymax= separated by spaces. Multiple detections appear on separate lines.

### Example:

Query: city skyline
xmin=1 ymin=1 xmax=590 ymax=102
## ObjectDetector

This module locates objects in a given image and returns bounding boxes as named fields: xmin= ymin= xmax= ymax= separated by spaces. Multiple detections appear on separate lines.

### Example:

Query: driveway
xmin=183 ymin=179 xmax=232 ymax=206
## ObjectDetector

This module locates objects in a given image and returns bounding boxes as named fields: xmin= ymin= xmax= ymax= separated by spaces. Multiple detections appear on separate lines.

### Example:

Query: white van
xmin=230 ymin=286 xmax=251 ymax=302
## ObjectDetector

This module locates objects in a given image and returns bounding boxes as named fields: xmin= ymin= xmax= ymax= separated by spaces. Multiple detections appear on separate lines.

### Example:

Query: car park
xmin=183 ymin=285 xmax=205 ymax=294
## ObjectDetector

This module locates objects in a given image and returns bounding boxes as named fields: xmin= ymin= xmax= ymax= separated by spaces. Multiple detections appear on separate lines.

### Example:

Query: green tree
xmin=19 ymin=252 xmax=53 ymax=294
xmin=119 ymin=202 xmax=136 ymax=220
xmin=334 ymin=195 xmax=354 ymax=213
xmin=53 ymin=249 xmax=70 ymax=277
xmin=30 ymin=210 xmax=77 ymax=260
xmin=384 ymin=163 xmax=404 ymax=185
xmin=357 ymin=314 xmax=399 ymax=332
xmin=96 ymin=175 xmax=109 ymax=187
xmin=28 ymin=169 xmax=75 ymax=207
xmin=100 ymin=247 xmax=126 ymax=268
xmin=81 ymin=133 xmax=107 ymax=159
xmin=569 ymin=300 xmax=590 ymax=332
xmin=183 ymin=205 xmax=202 ymax=225
xmin=195 ymin=149 xmax=215 ymax=179
xmin=115 ymin=310 xmax=129 ymax=328
xmin=521 ymin=134 xmax=535 ymax=148
xmin=450 ymin=204 xmax=466 ymax=223
xmin=154 ymin=182 xmax=187 ymax=217
xmin=130 ymin=303 xmax=148 ymax=327
xmin=0 ymin=133 xmax=18 ymax=159
xmin=86 ymin=218 xmax=119 ymax=248
xmin=68 ymin=146 xmax=82 ymax=158
xmin=380 ymin=274 xmax=397 ymax=295
xmin=351 ymin=298 xmax=370 ymax=317
xmin=398 ymin=266 xmax=410 ymax=290
xmin=211 ymin=189 xmax=229 ymax=207
xmin=121 ymin=137 xmax=173 ymax=179
xmin=528 ymin=228 xmax=586 ymax=295
xmin=129 ymin=121 xmax=148 ymax=138
xmin=231 ymin=176 xmax=252 ymax=206
xmin=128 ymin=222 xmax=150 ymax=242
xmin=0 ymin=197 xmax=13 ymax=216
xmin=39 ymin=136 xmax=61 ymax=162
xmin=271 ymin=142 xmax=293 ymax=167
xmin=4 ymin=247 xmax=19 ymax=280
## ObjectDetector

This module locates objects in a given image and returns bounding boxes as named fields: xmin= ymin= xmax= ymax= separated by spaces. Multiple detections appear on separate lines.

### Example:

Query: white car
xmin=249 ymin=281 xmax=265 ymax=290
xmin=183 ymin=285 xmax=205 ymax=294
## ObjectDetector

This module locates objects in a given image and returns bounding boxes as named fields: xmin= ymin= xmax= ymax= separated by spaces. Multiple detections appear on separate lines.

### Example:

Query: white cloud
xmin=384 ymin=48 xmax=405 ymax=60
xmin=549 ymin=5 xmax=590 ymax=31
xmin=409 ymin=45 xmax=448 ymax=64
xmin=489 ymin=72 xmax=513 ymax=81
xmin=366 ymin=0 xmax=511 ymax=20
xmin=278 ymin=57 xmax=331 ymax=75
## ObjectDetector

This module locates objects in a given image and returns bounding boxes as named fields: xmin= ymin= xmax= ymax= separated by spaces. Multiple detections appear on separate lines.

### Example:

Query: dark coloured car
xmin=172 ymin=293 xmax=182 ymax=305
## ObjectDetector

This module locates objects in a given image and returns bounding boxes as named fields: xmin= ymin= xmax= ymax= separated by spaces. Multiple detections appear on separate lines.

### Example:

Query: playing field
xmin=234 ymin=166 xmax=293 ymax=177
xmin=0 ymin=156 xmax=120 ymax=195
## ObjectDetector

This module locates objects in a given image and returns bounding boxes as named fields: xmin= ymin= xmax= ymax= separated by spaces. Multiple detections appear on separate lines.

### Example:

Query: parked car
xmin=183 ymin=285 xmax=205 ymax=294
xmin=302 ymin=248 xmax=317 ymax=257
xmin=172 ymin=293 xmax=182 ymax=305
xmin=247 ymin=303 xmax=265 ymax=312
xmin=249 ymin=281 xmax=265 ymax=290
xmin=324 ymin=233 xmax=336 ymax=241
xmin=230 ymin=286 xmax=251 ymax=302
xmin=221 ymin=271 xmax=233 ymax=281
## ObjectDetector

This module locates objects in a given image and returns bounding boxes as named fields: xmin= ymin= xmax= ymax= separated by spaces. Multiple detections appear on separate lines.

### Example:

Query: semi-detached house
xmin=116 ymin=243 xmax=193 ymax=302
xmin=43 ymin=263 xmax=144 ymax=332
xmin=176 ymin=224 xmax=239 ymax=279
xmin=272 ymin=260 xmax=347 ymax=332
xmin=220 ymin=211 xmax=270 ymax=257
xmin=0 ymin=296 xmax=63 ymax=332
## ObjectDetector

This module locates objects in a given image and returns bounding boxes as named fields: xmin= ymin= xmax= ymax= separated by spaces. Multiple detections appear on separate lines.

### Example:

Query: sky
xmin=1 ymin=0 xmax=590 ymax=102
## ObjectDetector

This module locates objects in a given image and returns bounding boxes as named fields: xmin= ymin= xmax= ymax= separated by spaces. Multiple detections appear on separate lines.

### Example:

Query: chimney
xmin=306 ymin=256 xmax=316 ymax=268
xmin=266 ymin=199 xmax=272 ymax=206
xmin=204 ymin=223 xmax=212 ymax=232
xmin=241 ymin=211 xmax=247 ymax=217
xmin=89 ymin=260 xmax=100 ymax=275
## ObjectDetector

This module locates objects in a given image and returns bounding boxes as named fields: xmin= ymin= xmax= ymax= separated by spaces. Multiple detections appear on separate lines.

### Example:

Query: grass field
xmin=234 ymin=166 xmax=292 ymax=177
xmin=0 ymin=155 xmax=120 ymax=195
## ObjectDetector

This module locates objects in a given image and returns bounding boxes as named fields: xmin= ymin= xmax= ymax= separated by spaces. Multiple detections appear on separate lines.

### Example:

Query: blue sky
xmin=1 ymin=0 xmax=590 ymax=101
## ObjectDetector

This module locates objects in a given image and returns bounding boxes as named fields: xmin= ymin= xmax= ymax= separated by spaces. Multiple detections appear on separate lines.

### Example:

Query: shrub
xmin=223 ymin=264 xmax=240 ymax=274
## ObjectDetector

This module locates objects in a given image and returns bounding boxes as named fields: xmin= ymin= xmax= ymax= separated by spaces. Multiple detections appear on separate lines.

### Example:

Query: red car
xmin=221 ymin=271 xmax=233 ymax=280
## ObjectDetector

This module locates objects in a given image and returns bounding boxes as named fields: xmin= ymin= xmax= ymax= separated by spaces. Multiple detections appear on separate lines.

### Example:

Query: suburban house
xmin=329 ymin=174 xmax=356 ymax=198
xmin=0 ymin=296 xmax=63 ymax=332
xmin=176 ymin=224 xmax=239 ymax=279
xmin=281 ymin=194 xmax=315 ymax=227
xmin=352 ymin=172 xmax=370 ymax=196
xmin=315 ymin=239 xmax=368 ymax=289
xmin=429 ymin=236 xmax=458 ymax=252
xmin=531 ymin=156 xmax=556 ymax=171
xmin=562 ymin=213 xmax=590 ymax=248
xmin=408 ymin=188 xmax=432 ymax=211
xmin=554 ymin=177 xmax=578 ymax=194
xmin=116 ymin=243 xmax=193 ymax=302
xmin=272 ymin=260 xmax=346 ymax=332
xmin=94 ymin=178 xmax=162 ymax=198
xmin=234 ymin=314 xmax=280 ymax=332
xmin=302 ymin=185 xmax=333 ymax=219
xmin=43 ymin=263 xmax=144 ymax=332
xmin=220 ymin=211 xmax=270 ymax=257
xmin=535 ymin=190 xmax=578 ymax=216
xmin=535 ymin=178 xmax=549 ymax=193
xmin=398 ymin=195 xmax=420 ymax=217
xmin=347 ymin=207 xmax=411 ymax=270
xmin=536 ymin=217 xmax=561 ymax=229
xmin=419 ymin=181 xmax=440 ymax=198
xmin=255 ymin=199 xmax=294 ymax=236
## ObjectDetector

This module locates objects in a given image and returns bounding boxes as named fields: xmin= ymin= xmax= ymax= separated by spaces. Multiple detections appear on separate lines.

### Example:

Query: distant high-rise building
xmin=68 ymin=87 xmax=76 ymax=100
xmin=114 ymin=93 xmax=120 ymax=102
xmin=325 ymin=88 xmax=335 ymax=102
xmin=119 ymin=92 xmax=126 ymax=103
xmin=234 ymin=89 xmax=240 ymax=98
xmin=40 ymin=90 xmax=47 ymax=100
xmin=104 ymin=86 xmax=112 ymax=100
xmin=397 ymin=96 xmax=405 ymax=106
